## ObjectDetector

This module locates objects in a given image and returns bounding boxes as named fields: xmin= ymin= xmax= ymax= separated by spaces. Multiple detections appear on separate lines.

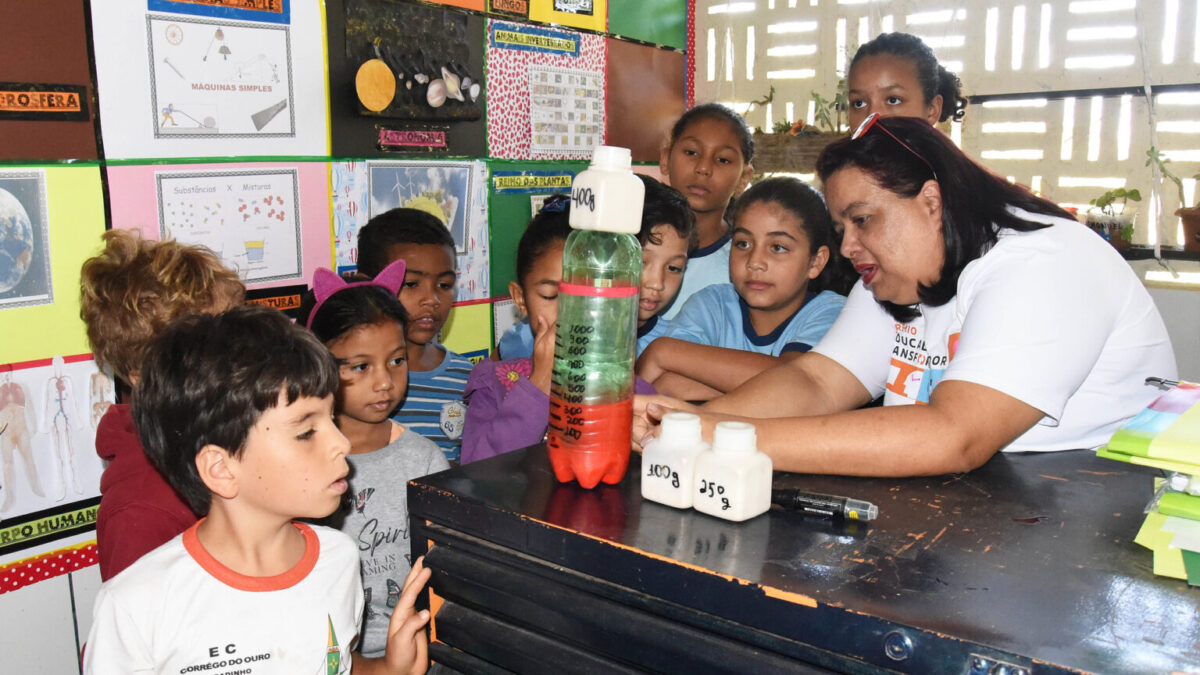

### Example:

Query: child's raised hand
xmin=529 ymin=314 xmax=556 ymax=395
xmin=383 ymin=556 xmax=433 ymax=675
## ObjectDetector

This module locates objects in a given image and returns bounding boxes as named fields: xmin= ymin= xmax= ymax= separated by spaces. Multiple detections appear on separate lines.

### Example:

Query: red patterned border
xmin=0 ymin=542 xmax=98 ymax=595
xmin=686 ymin=0 xmax=696 ymax=108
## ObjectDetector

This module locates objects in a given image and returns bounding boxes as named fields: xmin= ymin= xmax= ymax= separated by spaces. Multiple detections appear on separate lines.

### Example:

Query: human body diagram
xmin=43 ymin=356 xmax=85 ymax=500
xmin=0 ymin=367 xmax=44 ymax=513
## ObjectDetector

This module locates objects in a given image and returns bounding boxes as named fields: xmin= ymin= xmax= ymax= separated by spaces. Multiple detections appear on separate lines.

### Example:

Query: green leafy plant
xmin=1089 ymin=187 xmax=1141 ymax=215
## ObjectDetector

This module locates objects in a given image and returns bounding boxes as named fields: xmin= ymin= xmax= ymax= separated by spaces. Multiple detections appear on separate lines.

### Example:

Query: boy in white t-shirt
xmin=84 ymin=306 xmax=431 ymax=675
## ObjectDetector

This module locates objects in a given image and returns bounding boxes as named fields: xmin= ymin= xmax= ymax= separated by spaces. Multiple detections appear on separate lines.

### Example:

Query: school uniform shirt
xmin=812 ymin=210 xmax=1177 ymax=452
xmin=660 ymin=232 xmax=731 ymax=320
xmin=391 ymin=346 xmax=472 ymax=463
xmin=84 ymin=521 xmax=361 ymax=675
xmin=637 ymin=315 xmax=672 ymax=357
xmin=665 ymin=284 xmax=846 ymax=356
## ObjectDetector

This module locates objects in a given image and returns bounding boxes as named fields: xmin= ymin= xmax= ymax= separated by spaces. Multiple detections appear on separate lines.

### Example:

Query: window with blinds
xmin=695 ymin=0 xmax=1200 ymax=246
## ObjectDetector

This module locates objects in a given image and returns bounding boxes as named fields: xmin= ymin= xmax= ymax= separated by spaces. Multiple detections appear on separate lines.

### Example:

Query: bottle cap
xmin=590 ymin=145 xmax=632 ymax=171
xmin=712 ymin=421 xmax=756 ymax=455
xmin=659 ymin=412 xmax=702 ymax=448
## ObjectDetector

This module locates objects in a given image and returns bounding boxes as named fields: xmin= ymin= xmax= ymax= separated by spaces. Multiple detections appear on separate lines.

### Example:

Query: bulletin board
xmin=105 ymin=162 xmax=334 ymax=290
xmin=90 ymin=0 xmax=329 ymax=159
xmin=0 ymin=165 xmax=108 ymax=575
xmin=0 ymin=2 xmax=98 ymax=161
xmin=485 ymin=20 xmax=606 ymax=160
xmin=327 ymin=0 xmax=487 ymax=158
xmin=485 ymin=159 xmax=587 ymax=297
xmin=331 ymin=160 xmax=490 ymax=304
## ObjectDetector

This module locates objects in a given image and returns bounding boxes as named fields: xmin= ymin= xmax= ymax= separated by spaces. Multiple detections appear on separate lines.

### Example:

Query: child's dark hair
xmin=851 ymin=32 xmax=967 ymax=123
xmin=515 ymin=194 xmax=573 ymax=286
xmin=133 ymin=305 xmax=339 ymax=515
xmin=357 ymin=207 xmax=455 ymax=278
xmin=732 ymin=177 xmax=855 ymax=295
xmin=668 ymin=102 xmax=756 ymax=165
xmin=305 ymin=286 xmax=408 ymax=346
xmin=638 ymin=175 xmax=698 ymax=253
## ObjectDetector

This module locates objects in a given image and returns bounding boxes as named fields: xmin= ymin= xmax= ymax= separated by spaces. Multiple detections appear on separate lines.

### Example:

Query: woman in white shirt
xmin=634 ymin=114 xmax=1176 ymax=477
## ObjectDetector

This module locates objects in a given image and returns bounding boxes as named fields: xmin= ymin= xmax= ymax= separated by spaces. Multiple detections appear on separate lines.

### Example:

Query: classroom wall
xmin=0 ymin=0 xmax=686 ymax=670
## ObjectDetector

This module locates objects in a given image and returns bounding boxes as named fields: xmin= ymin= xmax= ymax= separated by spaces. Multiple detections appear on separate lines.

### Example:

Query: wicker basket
xmin=752 ymin=131 xmax=843 ymax=174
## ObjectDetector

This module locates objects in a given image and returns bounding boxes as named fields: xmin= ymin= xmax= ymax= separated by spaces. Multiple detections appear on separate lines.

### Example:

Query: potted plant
xmin=750 ymin=85 xmax=847 ymax=174
xmin=1146 ymin=147 xmax=1200 ymax=252
xmin=1085 ymin=187 xmax=1140 ymax=251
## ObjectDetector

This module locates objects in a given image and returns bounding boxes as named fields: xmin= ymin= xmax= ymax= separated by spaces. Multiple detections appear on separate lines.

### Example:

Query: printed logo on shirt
xmin=885 ymin=324 xmax=958 ymax=404
xmin=440 ymin=400 xmax=466 ymax=440
xmin=353 ymin=487 xmax=375 ymax=515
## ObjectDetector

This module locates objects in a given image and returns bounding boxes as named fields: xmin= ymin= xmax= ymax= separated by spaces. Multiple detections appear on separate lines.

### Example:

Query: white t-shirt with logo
xmin=813 ymin=212 xmax=1176 ymax=452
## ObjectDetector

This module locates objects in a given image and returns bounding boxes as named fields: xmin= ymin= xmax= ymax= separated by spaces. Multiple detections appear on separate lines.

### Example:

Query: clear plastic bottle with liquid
xmin=546 ymin=146 xmax=644 ymax=489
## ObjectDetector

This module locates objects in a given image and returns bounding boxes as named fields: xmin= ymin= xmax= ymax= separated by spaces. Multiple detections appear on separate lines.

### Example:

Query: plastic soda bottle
xmin=546 ymin=146 xmax=644 ymax=489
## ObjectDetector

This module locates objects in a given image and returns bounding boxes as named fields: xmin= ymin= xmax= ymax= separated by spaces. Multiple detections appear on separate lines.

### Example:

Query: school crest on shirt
xmin=440 ymin=400 xmax=466 ymax=440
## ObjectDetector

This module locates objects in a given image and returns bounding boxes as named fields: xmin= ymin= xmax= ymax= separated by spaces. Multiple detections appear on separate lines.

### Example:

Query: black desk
xmin=409 ymin=447 xmax=1200 ymax=674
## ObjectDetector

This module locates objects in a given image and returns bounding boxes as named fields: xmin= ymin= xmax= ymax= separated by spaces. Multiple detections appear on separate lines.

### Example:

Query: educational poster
xmin=0 ymin=356 xmax=106 ymax=567
xmin=156 ymin=169 xmax=301 ymax=284
xmin=0 ymin=171 xmax=52 ymax=310
xmin=487 ymin=0 xmax=529 ymax=19
xmin=0 ymin=2 xmax=98 ymax=161
xmin=147 ymin=15 xmax=294 ymax=137
xmin=106 ymin=162 xmax=333 ymax=290
xmin=91 ymin=0 xmax=328 ymax=159
xmin=334 ymin=160 xmax=489 ymax=303
xmin=528 ymin=66 xmax=604 ymax=158
xmin=3 ymin=167 xmax=105 ymax=368
xmin=327 ymin=0 xmax=487 ymax=157
xmin=486 ymin=20 xmax=606 ymax=159
xmin=486 ymin=159 xmax=587 ymax=296
xmin=528 ymin=0 xmax=607 ymax=33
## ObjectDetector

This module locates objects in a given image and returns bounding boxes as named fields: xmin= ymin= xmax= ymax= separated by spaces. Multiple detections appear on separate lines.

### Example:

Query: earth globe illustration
xmin=0 ymin=187 xmax=35 ymax=294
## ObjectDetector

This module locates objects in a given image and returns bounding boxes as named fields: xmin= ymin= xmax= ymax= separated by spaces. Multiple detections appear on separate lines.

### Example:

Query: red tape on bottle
xmin=559 ymin=282 xmax=639 ymax=298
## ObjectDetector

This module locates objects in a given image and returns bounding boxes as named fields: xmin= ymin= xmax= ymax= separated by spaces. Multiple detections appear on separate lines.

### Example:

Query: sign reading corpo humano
xmin=0 ymin=83 xmax=90 ymax=121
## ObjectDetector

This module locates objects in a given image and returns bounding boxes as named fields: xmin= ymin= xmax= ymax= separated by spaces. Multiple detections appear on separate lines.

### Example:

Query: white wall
xmin=0 ymin=564 xmax=100 ymax=674
xmin=1148 ymin=285 xmax=1200 ymax=381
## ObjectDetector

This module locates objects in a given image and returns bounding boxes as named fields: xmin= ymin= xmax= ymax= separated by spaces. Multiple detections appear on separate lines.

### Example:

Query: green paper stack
xmin=1100 ymin=382 xmax=1200 ymax=584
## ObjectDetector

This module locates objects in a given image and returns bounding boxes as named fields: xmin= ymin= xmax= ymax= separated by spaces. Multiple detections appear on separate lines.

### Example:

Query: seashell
xmin=414 ymin=73 xmax=429 ymax=84
xmin=469 ymin=82 xmax=481 ymax=101
xmin=426 ymin=79 xmax=447 ymax=108
xmin=406 ymin=80 xmax=413 ymax=90
xmin=441 ymin=67 xmax=464 ymax=102
xmin=462 ymin=76 xmax=473 ymax=90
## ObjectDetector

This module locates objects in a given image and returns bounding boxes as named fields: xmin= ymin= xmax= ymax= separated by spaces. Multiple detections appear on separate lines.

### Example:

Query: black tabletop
xmin=410 ymin=446 xmax=1200 ymax=673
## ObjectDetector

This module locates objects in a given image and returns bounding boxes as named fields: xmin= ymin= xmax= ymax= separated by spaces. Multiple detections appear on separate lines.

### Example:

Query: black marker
xmin=771 ymin=489 xmax=878 ymax=521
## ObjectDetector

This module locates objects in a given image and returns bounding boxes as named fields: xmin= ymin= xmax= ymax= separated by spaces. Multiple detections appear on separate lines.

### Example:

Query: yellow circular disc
xmin=355 ymin=58 xmax=396 ymax=112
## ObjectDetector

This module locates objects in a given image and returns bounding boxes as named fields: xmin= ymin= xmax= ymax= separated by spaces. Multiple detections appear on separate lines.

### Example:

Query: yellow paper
xmin=528 ymin=0 xmax=607 ymax=32
xmin=1136 ymin=512 xmax=1188 ymax=579
xmin=441 ymin=302 xmax=492 ymax=362
xmin=1 ymin=166 xmax=106 ymax=365
xmin=1149 ymin=401 xmax=1200 ymax=462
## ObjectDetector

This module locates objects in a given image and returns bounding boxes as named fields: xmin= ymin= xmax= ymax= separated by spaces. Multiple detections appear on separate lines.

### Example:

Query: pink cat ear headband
xmin=305 ymin=259 xmax=407 ymax=329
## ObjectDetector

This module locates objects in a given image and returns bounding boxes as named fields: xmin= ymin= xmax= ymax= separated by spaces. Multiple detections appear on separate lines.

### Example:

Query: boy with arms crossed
xmin=85 ymin=306 xmax=430 ymax=675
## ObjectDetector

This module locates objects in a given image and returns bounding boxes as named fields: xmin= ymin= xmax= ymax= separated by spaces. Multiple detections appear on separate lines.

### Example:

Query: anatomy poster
xmin=91 ymin=0 xmax=327 ymax=158
xmin=0 ymin=356 xmax=106 ymax=565
xmin=485 ymin=20 xmax=605 ymax=159
xmin=106 ymin=162 xmax=333 ymax=290
xmin=332 ymin=160 xmax=488 ymax=302
xmin=0 ymin=171 xmax=52 ymax=310
xmin=157 ymin=169 xmax=301 ymax=284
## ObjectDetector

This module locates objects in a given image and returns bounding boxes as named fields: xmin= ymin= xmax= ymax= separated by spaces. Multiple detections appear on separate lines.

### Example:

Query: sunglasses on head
xmin=850 ymin=113 xmax=939 ymax=182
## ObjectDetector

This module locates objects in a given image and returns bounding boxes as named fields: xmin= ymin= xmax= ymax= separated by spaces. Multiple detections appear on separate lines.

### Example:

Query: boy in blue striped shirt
xmin=358 ymin=209 xmax=472 ymax=463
